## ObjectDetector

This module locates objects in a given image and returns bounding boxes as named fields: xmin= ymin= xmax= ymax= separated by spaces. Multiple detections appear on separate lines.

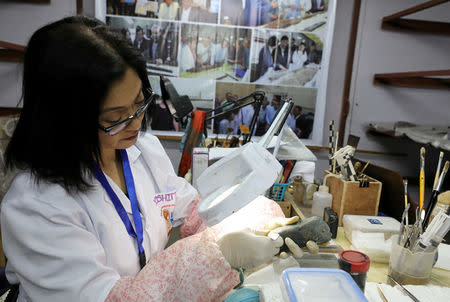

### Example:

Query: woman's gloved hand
xmin=217 ymin=228 xmax=283 ymax=269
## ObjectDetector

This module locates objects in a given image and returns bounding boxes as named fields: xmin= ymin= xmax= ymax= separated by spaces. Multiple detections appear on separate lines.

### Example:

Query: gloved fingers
xmin=285 ymin=237 xmax=304 ymax=258
xmin=264 ymin=216 xmax=300 ymax=231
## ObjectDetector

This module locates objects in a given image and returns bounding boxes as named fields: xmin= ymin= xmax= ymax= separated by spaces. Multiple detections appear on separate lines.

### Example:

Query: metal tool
xmin=399 ymin=204 xmax=410 ymax=245
xmin=433 ymin=152 xmax=444 ymax=190
xmin=403 ymin=179 xmax=409 ymax=220
xmin=387 ymin=275 xmax=421 ymax=302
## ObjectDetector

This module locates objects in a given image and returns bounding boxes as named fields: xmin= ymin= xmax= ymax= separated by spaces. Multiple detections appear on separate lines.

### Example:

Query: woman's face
xmin=98 ymin=67 xmax=145 ymax=153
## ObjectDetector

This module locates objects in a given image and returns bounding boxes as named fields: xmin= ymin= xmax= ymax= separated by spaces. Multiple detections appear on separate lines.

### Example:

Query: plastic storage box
xmin=343 ymin=215 xmax=400 ymax=242
xmin=280 ymin=268 xmax=368 ymax=302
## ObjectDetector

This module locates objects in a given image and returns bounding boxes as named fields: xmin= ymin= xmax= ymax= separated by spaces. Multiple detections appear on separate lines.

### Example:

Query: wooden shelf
xmin=0 ymin=41 xmax=26 ymax=63
xmin=373 ymin=69 xmax=450 ymax=89
xmin=381 ymin=0 xmax=450 ymax=35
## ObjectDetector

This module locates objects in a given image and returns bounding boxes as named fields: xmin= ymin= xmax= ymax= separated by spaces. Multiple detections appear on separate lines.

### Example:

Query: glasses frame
xmin=98 ymin=88 xmax=156 ymax=136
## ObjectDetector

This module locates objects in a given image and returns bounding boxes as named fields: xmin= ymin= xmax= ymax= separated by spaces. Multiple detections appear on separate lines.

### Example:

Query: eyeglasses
xmin=98 ymin=88 xmax=156 ymax=136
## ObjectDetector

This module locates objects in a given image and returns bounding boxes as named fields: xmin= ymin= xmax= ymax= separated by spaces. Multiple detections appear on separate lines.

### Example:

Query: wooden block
xmin=277 ymin=201 xmax=292 ymax=218
xmin=324 ymin=171 xmax=382 ymax=226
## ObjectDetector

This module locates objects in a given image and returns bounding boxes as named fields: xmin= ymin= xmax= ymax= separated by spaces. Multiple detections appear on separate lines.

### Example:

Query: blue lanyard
xmin=93 ymin=149 xmax=146 ymax=269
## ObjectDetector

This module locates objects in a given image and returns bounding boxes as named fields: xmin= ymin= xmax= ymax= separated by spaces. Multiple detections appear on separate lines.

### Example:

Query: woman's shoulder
xmin=1 ymin=171 xmax=82 ymax=216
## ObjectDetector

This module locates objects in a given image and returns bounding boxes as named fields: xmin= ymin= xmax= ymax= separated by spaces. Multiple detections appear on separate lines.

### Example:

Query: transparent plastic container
xmin=280 ymin=268 xmax=368 ymax=302
xmin=343 ymin=215 xmax=400 ymax=243
xmin=388 ymin=241 xmax=436 ymax=285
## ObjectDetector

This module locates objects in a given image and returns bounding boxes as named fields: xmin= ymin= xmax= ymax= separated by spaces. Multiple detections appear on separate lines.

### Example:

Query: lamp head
xmin=159 ymin=76 xmax=194 ymax=122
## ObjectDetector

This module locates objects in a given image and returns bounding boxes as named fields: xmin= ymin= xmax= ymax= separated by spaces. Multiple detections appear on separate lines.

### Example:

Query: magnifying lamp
xmin=197 ymin=101 xmax=294 ymax=226
xmin=157 ymin=77 xmax=294 ymax=226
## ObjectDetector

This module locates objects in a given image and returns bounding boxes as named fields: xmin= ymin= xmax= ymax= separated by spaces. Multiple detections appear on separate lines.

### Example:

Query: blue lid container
xmin=280 ymin=268 xmax=368 ymax=302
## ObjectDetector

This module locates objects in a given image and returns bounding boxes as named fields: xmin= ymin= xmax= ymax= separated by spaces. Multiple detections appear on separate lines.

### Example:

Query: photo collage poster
xmin=100 ymin=0 xmax=335 ymax=143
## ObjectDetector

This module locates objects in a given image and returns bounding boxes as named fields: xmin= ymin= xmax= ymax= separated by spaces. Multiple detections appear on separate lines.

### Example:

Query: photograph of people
xmin=180 ymin=0 xmax=219 ymax=23
xmin=107 ymin=0 xmax=158 ymax=17
xmin=1 ymin=16 xmax=289 ymax=302
xmin=158 ymin=0 xmax=180 ymax=20
xmin=215 ymin=82 xmax=317 ymax=139
xmin=107 ymin=16 xmax=180 ymax=77
xmin=250 ymin=30 xmax=323 ymax=87
xmin=179 ymin=24 xmax=252 ymax=82
xmin=106 ymin=0 xmax=218 ymax=23
xmin=219 ymin=0 xmax=279 ymax=27
xmin=264 ymin=0 xmax=328 ymax=39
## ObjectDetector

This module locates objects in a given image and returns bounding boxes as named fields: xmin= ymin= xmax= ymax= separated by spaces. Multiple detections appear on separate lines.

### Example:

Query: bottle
xmin=283 ymin=185 xmax=295 ymax=203
xmin=292 ymin=177 xmax=305 ymax=204
xmin=311 ymin=185 xmax=333 ymax=217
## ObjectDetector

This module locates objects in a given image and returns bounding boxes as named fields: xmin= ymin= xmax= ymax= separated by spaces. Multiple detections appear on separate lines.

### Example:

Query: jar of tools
xmin=388 ymin=240 xmax=436 ymax=285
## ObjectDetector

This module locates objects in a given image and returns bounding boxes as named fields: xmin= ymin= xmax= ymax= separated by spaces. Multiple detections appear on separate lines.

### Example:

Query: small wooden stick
xmin=332 ymin=131 xmax=339 ymax=173
xmin=360 ymin=161 xmax=371 ymax=175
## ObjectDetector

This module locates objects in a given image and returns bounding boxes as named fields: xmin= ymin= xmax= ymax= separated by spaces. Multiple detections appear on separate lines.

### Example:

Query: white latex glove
xmin=263 ymin=216 xmax=300 ymax=232
xmin=217 ymin=228 xmax=283 ymax=269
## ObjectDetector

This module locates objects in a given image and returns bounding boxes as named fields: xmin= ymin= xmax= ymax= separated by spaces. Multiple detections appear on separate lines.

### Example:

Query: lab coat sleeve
xmin=105 ymin=229 xmax=240 ymax=302
xmin=138 ymin=133 xmax=198 ymax=227
xmin=1 ymin=195 xmax=120 ymax=302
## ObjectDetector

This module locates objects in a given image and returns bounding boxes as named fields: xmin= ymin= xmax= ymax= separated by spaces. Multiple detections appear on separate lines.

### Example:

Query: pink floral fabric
xmin=105 ymin=229 xmax=239 ymax=302
xmin=105 ymin=196 xmax=285 ymax=302
xmin=180 ymin=197 xmax=207 ymax=238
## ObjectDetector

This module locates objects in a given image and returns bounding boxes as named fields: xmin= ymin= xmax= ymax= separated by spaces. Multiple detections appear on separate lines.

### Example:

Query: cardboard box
xmin=324 ymin=171 xmax=382 ymax=226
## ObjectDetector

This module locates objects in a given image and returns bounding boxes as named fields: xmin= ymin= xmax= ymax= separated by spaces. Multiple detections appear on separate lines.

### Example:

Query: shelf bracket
xmin=374 ymin=70 xmax=450 ymax=89
xmin=0 ymin=41 xmax=26 ymax=63
xmin=381 ymin=0 xmax=450 ymax=35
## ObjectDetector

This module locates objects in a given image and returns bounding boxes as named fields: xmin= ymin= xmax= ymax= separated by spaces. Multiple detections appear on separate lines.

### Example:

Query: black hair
xmin=268 ymin=36 xmax=277 ymax=47
xmin=5 ymin=15 xmax=152 ymax=193
xmin=281 ymin=35 xmax=288 ymax=41
xmin=136 ymin=25 xmax=143 ymax=33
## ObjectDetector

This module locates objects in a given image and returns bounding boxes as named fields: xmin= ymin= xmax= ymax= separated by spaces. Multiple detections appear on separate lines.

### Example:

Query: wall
xmin=161 ymin=0 xmax=450 ymax=183
xmin=1 ymin=0 xmax=449 ymax=183
xmin=0 ymin=0 xmax=98 ymax=108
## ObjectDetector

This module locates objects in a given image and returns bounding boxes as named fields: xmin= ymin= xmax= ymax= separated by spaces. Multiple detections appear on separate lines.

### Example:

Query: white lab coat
xmin=1 ymin=132 xmax=198 ymax=302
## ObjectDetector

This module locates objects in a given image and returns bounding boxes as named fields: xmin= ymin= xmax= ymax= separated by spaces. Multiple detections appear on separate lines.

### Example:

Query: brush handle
xmin=420 ymin=170 xmax=425 ymax=210
xmin=423 ymin=190 xmax=439 ymax=229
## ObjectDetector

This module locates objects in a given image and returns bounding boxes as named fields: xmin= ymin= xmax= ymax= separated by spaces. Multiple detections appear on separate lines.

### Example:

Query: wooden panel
xmin=0 ymin=49 xmax=24 ymax=62
xmin=325 ymin=171 xmax=382 ymax=226
xmin=0 ymin=107 xmax=21 ymax=117
xmin=374 ymin=70 xmax=450 ymax=90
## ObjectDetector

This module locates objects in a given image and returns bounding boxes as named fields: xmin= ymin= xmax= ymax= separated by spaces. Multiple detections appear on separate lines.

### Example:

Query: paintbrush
xmin=423 ymin=161 xmax=449 ymax=229
xmin=419 ymin=147 xmax=426 ymax=211
xmin=360 ymin=161 xmax=370 ymax=175
xmin=433 ymin=152 xmax=444 ymax=190
xmin=403 ymin=179 xmax=409 ymax=219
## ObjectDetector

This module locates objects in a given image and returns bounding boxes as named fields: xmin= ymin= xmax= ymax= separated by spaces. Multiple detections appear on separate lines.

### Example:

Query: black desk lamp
xmin=160 ymin=76 xmax=193 ymax=122
xmin=159 ymin=75 xmax=265 ymax=144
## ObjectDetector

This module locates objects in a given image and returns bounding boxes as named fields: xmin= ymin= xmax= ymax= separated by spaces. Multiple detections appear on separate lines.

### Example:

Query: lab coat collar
xmin=126 ymin=143 xmax=141 ymax=164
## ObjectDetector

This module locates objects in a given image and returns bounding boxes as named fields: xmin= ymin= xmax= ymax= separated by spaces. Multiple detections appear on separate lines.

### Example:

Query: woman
xmin=1 ymin=16 xmax=285 ymax=302
xmin=291 ymin=42 xmax=307 ymax=69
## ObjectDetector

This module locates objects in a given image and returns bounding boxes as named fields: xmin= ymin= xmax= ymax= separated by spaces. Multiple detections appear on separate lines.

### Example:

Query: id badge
xmin=153 ymin=191 xmax=176 ymax=235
